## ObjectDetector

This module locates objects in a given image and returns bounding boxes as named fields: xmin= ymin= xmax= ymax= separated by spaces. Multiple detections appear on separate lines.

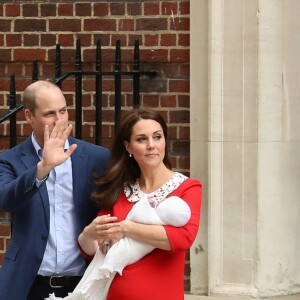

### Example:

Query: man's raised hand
xmin=36 ymin=120 xmax=77 ymax=180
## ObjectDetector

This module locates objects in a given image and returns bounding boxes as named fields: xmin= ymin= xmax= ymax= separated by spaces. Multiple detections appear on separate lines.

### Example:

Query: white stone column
xmin=190 ymin=0 xmax=209 ymax=295
xmin=257 ymin=0 xmax=300 ymax=296
xmin=206 ymin=0 xmax=258 ymax=297
xmin=190 ymin=0 xmax=300 ymax=297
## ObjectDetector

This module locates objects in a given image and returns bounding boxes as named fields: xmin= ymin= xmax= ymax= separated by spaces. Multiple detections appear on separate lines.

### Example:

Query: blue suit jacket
xmin=0 ymin=136 xmax=110 ymax=300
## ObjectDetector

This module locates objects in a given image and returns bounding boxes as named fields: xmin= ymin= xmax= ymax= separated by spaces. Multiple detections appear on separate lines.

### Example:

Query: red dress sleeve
xmin=164 ymin=178 xmax=202 ymax=252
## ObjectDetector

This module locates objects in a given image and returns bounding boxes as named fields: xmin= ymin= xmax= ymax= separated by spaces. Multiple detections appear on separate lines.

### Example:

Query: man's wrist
xmin=35 ymin=174 xmax=49 ymax=188
xmin=36 ymin=161 xmax=53 ymax=180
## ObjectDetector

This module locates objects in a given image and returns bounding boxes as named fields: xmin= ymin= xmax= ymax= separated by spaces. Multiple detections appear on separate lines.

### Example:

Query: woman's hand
xmin=96 ymin=217 xmax=126 ymax=254
xmin=83 ymin=214 xmax=119 ymax=241
xmin=78 ymin=214 xmax=119 ymax=256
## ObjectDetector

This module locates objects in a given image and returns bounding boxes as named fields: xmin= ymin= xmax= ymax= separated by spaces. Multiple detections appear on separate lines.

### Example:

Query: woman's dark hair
xmin=92 ymin=109 xmax=171 ymax=209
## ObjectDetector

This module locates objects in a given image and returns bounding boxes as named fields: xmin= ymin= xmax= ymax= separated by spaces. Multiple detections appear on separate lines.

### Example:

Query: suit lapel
xmin=20 ymin=137 xmax=50 ymax=229
xmin=70 ymin=138 xmax=89 ymax=208
xmin=20 ymin=137 xmax=40 ymax=169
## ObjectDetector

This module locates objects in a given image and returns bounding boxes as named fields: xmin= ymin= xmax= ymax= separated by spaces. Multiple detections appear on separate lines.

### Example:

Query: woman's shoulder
xmin=176 ymin=172 xmax=202 ymax=187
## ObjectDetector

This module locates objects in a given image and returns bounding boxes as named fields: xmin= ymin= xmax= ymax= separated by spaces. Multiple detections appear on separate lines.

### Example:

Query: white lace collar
xmin=124 ymin=172 xmax=187 ymax=207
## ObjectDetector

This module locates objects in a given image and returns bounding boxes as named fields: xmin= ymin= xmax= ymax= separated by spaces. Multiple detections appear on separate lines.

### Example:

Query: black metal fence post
xmin=114 ymin=39 xmax=122 ymax=132
xmin=133 ymin=40 xmax=140 ymax=108
xmin=95 ymin=39 xmax=103 ymax=145
xmin=32 ymin=60 xmax=39 ymax=82
xmin=55 ymin=44 xmax=62 ymax=89
xmin=75 ymin=39 xmax=83 ymax=140
xmin=9 ymin=75 xmax=17 ymax=148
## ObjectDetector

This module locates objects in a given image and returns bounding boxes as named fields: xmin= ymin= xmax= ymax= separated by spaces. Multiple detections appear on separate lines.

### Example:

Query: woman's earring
xmin=129 ymin=153 xmax=132 ymax=157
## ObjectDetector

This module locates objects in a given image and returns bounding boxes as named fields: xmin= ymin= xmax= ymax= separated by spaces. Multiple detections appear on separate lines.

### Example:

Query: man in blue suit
xmin=0 ymin=80 xmax=110 ymax=299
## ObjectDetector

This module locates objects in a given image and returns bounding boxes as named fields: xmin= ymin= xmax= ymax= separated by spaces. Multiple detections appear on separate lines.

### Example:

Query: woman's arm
xmin=164 ymin=179 xmax=202 ymax=251
xmin=117 ymin=179 xmax=201 ymax=252
xmin=119 ymin=221 xmax=171 ymax=251
xmin=119 ymin=179 xmax=202 ymax=252
xmin=78 ymin=179 xmax=201 ymax=255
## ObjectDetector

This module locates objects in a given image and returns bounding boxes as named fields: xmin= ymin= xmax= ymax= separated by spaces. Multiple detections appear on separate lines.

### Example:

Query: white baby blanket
xmin=46 ymin=195 xmax=191 ymax=300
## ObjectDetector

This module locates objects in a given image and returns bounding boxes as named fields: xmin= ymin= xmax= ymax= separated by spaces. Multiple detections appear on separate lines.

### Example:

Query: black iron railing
xmin=0 ymin=39 xmax=156 ymax=148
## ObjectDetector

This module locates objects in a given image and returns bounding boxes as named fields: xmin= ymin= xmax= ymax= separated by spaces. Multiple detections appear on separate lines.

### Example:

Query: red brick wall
xmin=0 ymin=0 xmax=191 ymax=289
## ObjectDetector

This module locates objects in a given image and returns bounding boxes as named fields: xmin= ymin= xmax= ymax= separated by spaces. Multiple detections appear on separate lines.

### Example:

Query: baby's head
xmin=156 ymin=196 xmax=191 ymax=227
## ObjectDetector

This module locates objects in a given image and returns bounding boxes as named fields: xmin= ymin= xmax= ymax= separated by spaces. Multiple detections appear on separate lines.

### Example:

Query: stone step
xmin=184 ymin=294 xmax=300 ymax=300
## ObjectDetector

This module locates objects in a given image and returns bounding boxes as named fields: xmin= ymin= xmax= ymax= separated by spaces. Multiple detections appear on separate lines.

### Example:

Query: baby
xmin=46 ymin=195 xmax=191 ymax=300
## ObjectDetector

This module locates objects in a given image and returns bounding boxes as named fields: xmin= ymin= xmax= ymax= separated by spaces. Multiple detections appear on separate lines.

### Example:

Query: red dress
xmin=97 ymin=175 xmax=202 ymax=300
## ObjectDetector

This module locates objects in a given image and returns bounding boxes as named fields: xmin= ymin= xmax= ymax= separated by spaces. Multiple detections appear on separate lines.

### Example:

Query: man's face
xmin=24 ymin=86 xmax=69 ymax=148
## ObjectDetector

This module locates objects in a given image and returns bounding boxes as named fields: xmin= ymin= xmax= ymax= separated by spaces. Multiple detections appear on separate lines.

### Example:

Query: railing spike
xmin=32 ymin=60 xmax=38 ymax=82
xmin=55 ymin=44 xmax=62 ymax=88
xmin=133 ymin=40 xmax=140 ymax=108
xmin=114 ymin=40 xmax=122 ymax=131
xmin=95 ymin=39 xmax=103 ymax=145
xmin=9 ymin=74 xmax=17 ymax=147
xmin=75 ymin=39 xmax=82 ymax=71
xmin=75 ymin=39 xmax=82 ymax=139
xmin=9 ymin=74 xmax=16 ymax=109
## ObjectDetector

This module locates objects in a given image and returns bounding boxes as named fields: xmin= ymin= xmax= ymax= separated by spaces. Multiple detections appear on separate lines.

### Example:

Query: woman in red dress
xmin=78 ymin=109 xmax=202 ymax=300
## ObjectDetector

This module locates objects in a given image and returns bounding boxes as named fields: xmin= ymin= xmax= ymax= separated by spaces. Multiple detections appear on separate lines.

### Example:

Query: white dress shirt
xmin=31 ymin=134 xmax=86 ymax=276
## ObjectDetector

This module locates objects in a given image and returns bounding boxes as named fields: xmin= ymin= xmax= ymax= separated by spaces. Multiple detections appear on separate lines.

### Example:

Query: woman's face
xmin=124 ymin=119 xmax=166 ymax=170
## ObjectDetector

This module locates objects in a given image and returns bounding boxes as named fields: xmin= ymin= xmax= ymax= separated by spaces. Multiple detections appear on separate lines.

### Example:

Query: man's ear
xmin=24 ymin=109 xmax=32 ymax=123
